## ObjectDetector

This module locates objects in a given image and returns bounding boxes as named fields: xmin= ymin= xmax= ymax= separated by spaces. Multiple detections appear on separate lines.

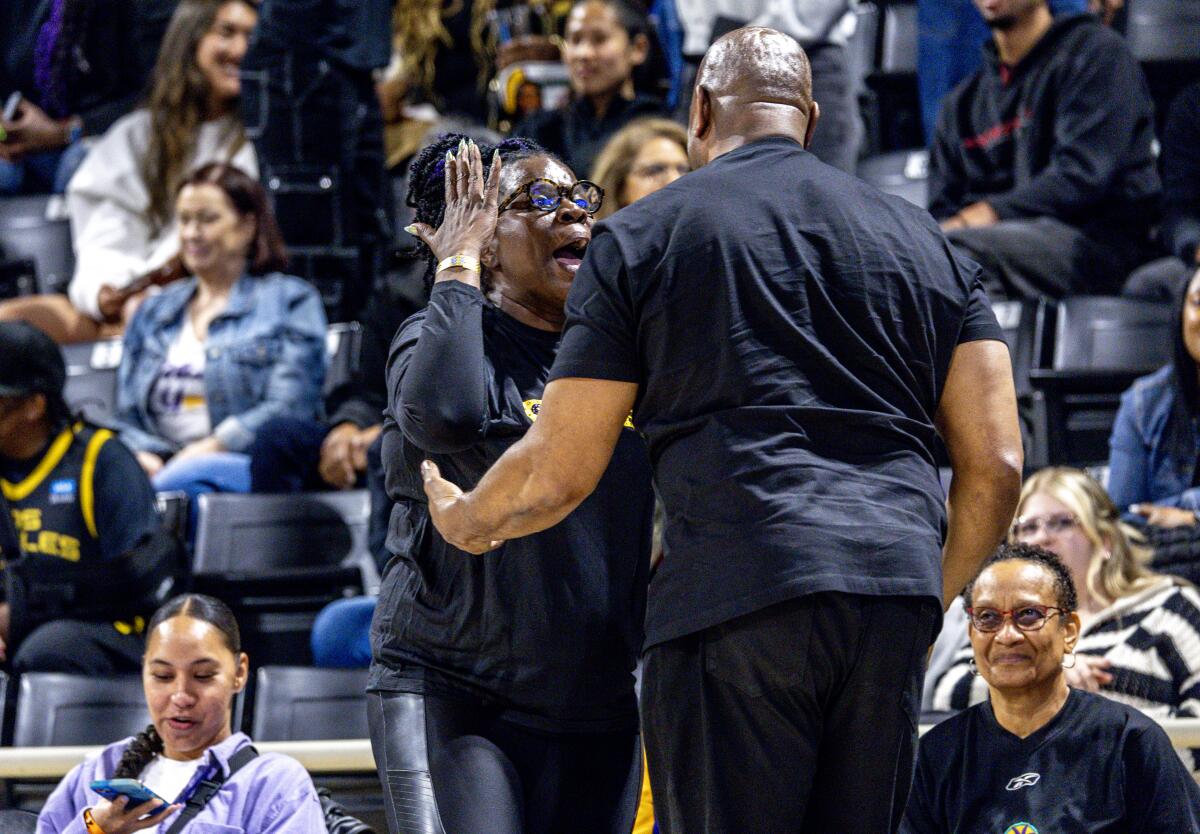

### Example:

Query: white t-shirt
xmin=139 ymin=754 xmax=205 ymax=804
xmin=149 ymin=317 xmax=211 ymax=446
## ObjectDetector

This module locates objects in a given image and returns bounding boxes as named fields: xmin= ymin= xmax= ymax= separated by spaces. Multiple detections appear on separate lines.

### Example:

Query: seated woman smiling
xmin=903 ymin=544 xmax=1200 ymax=834
xmin=37 ymin=594 xmax=325 ymax=834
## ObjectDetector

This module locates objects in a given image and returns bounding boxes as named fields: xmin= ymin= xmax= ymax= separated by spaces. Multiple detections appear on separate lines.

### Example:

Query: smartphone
xmin=2 ymin=91 xmax=22 ymax=122
xmin=89 ymin=778 xmax=170 ymax=814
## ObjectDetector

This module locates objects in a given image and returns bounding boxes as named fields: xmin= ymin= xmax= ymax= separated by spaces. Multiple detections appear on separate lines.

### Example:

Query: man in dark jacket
xmin=928 ymin=0 xmax=1160 ymax=299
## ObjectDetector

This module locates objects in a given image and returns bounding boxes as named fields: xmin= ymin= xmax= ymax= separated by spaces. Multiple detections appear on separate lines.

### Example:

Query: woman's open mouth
xmin=553 ymin=239 xmax=588 ymax=273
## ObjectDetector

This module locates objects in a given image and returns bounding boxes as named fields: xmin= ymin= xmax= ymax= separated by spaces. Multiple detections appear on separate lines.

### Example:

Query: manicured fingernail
xmin=445 ymin=149 xmax=453 ymax=163
xmin=404 ymin=224 xmax=418 ymax=235
xmin=421 ymin=460 xmax=432 ymax=474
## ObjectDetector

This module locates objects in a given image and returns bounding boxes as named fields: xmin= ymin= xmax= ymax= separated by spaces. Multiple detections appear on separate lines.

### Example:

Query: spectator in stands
xmin=37 ymin=593 xmax=326 ymax=834
xmin=0 ymin=0 xmax=172 ymax=195
xmin=0 ymin=321 xmax=175 ymax=676
xmin=929 ymin=468 xmax=1200 ymax=748
xmin=672 ymin=0 xmax=862 ymax=172
xmin=904 ymin=544 xmax=1200 ymax=832
xmin=928 ymin=0 xmax=1159 ymax=300
xmin=1108 ymin=270 xmax=1200 ymax=523
xmin=513 ymin=0 xmax=665 ymax=180
xmin=590 ymin=116 xmax=688 ymax=219
xmin=112 ymin=163 xmax=326 ymax=505
xmin=368 ymin=135 xmax=651 ymax=834
xmin=1124 ymin=81 xmax=1200 ymax=302
xmin=0 ymin=0 xmax=258 ymax=345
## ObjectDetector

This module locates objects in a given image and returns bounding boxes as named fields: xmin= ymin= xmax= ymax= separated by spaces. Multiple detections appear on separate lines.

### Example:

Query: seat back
xmin=0 ymin=195 xmax=74 ymax=295
xmin=324 ymin=321 xmax=364 ymax=399
xmin=14 ymin=673 xmax=148 ymax=747
xmin=1125 ymin=0 xmax=1200 ymax=62
xmin=61 ymin=338 xmax=123 ymax=426
xmin=879 ymin=1 xmax=917 ymax=73
xmin=251 ymin=666 xmax=369 ymax=741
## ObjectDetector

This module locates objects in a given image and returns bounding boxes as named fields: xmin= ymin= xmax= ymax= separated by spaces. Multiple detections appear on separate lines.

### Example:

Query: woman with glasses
xmin=902 ymin=543 xmax=1200 ymax=832
xmin=928 ymin=468 xmax=1200 ymax=748
xmin=367 ymin=134 xmax=652 ymax=834
xmin=590 ymin=118 xmax=689 ymax=220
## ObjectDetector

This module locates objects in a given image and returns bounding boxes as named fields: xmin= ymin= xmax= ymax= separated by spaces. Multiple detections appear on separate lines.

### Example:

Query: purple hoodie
xmin=36 ymin=732 xmax=326 ymax=834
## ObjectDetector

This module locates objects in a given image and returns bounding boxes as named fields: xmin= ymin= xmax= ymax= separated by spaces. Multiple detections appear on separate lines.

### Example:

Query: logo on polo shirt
xmin=48 ymin=478 xmax=77 ymax=505
xmin=1003 ymin=823 xmax=1039 ymax=834
xmin=1005 ymin=773 xmax=1040 ymax=791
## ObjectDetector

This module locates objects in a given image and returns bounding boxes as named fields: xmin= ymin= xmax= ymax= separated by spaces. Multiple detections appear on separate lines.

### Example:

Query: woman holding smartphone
xmin=36 ymin=594 xmax=325 ymax=834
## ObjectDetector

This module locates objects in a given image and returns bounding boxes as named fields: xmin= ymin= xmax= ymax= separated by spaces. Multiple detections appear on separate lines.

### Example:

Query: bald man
xmin=421 ymin=27 xmax=1022 ymax=832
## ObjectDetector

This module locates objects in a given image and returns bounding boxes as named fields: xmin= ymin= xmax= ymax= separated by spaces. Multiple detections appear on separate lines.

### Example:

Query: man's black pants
xmin=641 ymin=592 xmax=938 ymax=834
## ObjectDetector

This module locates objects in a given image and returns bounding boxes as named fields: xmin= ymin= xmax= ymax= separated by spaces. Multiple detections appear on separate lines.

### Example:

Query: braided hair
xmin=404 ymin=133 xmax=555 ymax=290
xmin=112 ymin=595 xmax=242 ymax=779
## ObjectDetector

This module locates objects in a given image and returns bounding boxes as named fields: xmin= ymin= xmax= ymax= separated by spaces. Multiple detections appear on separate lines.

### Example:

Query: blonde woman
xmin=930 ymin=468 xmax=1200 ymax=738
xmin=590 ymin=117 xmax=688 ymax=220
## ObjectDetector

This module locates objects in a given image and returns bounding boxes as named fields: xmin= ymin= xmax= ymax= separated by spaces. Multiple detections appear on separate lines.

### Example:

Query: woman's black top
xmin=902 ymin=688 xmax=1200 ymax=833
xmin=513 ymin=94 xmax=666 ymax=179
xmin=369 ymin=281 xmax=654 ymax=733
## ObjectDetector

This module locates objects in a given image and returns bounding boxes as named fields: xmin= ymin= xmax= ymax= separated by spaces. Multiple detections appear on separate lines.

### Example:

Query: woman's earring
xmin=969 ymin=658 xmax=980 ymax=676
xmin=1062 ymin=652 xmax=1077 ymax=669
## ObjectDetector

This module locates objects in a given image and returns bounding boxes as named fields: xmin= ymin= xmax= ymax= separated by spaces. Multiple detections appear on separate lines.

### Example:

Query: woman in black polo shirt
xmin=903 ymin=543 xmax=1200 ymax=833
xmin=366 ymin=135 xmax=653 ymax=834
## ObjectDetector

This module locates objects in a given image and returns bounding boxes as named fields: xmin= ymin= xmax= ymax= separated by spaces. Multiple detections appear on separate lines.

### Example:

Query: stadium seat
xmin=879 ymin=1 xmax=917 ymax=74
xmin=0 ymin=809 xmax=38 ymax=834
xmin=324 ymin=320 xmax=364 ymax=399
xmin=1029 ymin=296 xmax=1173 ymax=466
xmin=857 ymin=149 xmax=928 ymax=207
xmin=192 ymin=491 xmax=373 ymax=665
xmin=13 ymin=674 xmax=148 ymax=747
xmin=1125 ymin=0 xmax=1200 ymax=62
xmin=60 ymin=337 xmax=123 ymax=426
xmin=0 ymin=195 xmax=74 ymax=296
xmin=251 ymin=666 xmax=369 ymax=741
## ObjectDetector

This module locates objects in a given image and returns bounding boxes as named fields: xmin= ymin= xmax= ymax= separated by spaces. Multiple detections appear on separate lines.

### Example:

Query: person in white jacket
xmin=0 ymin=0 xmax=258 ymax=344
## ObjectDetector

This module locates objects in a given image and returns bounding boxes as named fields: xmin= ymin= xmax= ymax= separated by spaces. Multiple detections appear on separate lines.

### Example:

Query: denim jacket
xmin=1107 ymin=364 xmax=1200 ymax=511
xmin=113 ymin=272 xmax=327 ymax=456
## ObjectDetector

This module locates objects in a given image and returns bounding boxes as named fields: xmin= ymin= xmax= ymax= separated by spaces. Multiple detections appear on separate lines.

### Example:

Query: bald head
xmin=697 ymin=27 xmax=812 ymax=112
xmin=687 ymin=27 xmax=818 ymax=168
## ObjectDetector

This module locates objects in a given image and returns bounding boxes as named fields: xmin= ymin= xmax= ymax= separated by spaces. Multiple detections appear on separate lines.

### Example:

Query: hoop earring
xmin=1062 ymin=652 xmax=1077 ymax=669
xmin=969 ymin=658 xmax=980 ymax=676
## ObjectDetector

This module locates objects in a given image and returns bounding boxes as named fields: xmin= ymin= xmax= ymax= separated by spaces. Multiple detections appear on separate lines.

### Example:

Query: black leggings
xmin=367 ymin=691 xmax=642 ymax=834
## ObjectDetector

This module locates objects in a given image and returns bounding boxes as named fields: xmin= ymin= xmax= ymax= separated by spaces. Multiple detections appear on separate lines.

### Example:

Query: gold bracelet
xmin=437 ymin=254 xmax=481 ymax=275
xmin=83 ymin=808 xmax=107 ymax=834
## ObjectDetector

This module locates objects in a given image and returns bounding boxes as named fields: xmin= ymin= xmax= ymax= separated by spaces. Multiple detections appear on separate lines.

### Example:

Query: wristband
xmin=83 ymin=808 xmax=107 ymax=834
xmin=437 ymin=254 xmax=481 ymax=275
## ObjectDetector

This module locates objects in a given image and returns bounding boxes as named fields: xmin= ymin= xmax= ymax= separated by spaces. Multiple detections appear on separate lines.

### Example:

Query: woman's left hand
xmin=172 ymin=436 xmax=225 ymax=464
xmin=1130 ymin=504 xmax=1197 ymax=528
xmin=405 ymin=139 xmax=503 ymax=276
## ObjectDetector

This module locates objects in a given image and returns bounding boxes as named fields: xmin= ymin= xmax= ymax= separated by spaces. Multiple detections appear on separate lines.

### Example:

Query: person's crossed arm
xmin=422 ymin=376 xmax=636 ymax=553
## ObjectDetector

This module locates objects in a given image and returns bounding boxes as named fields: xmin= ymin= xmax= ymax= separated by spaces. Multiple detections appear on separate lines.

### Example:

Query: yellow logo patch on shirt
xmin=10 ymin=507 xmax=82 ymax=562
xmin=1004 ymin=823 xmax=1039 ymax=834
xmin=523 ymin=399 xmax=636 ymax=429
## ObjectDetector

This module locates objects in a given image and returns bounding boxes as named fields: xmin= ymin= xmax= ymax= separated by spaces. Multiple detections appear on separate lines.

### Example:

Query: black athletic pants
xmin=367 ymin=690 xmax=642 ymax=834
xmin=641 ymin=592 xmax=938 ymax=834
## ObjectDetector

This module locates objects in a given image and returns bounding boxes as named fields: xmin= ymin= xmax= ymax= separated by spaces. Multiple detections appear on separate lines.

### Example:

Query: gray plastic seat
xmin=13 ymin=673 xmax=148 ymax=747
xmin=251 ymin=666 xmax=369 ymax=741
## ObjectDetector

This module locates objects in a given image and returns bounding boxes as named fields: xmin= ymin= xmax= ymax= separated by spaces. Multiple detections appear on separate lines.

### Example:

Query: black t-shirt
xmin=549 ymin=135 xmax=1003 ymax=647
xmin=902 ymin=689 xmax=1200 ymax=833
xmin=369 ymin=282 xmax=654 ymax=733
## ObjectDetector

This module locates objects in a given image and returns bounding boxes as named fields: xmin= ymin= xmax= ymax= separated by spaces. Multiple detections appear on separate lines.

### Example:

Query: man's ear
xmin=693 ymin=85 xmax=714 ymax=143
xmin=481 ymin=235 xmax=500 ymax=271
xmin=804 ymin=100 xmax=820 ymax=150
xmin=629 ymin=32 xmax=650 ymax=67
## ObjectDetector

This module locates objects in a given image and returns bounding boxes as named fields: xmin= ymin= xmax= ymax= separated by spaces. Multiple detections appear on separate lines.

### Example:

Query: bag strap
xmin=164 ymin=745 xmax=259 ymax=834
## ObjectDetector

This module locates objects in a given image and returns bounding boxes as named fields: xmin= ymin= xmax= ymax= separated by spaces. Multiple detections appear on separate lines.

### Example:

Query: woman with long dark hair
xmin=37 ymin=594 xmax=326 ymax=833
xmin=368 ymin=134 xmax=653 ymax=833
xmin=1108 ymin=269 xmax=1200 ymax=527
xmin=0 ymin=0 xmax=258 ymax=344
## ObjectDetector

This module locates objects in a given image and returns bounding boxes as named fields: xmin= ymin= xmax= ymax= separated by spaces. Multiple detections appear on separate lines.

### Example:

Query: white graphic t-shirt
xmin=149 ymin=318 xmax=211 ymax=445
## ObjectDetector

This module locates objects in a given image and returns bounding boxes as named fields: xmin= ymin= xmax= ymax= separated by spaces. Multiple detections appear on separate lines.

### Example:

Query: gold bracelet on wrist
xmin=83 ymin=808 xmax=107 ymax=834
xmin=437 ymin=254 xmax=481 ymax=275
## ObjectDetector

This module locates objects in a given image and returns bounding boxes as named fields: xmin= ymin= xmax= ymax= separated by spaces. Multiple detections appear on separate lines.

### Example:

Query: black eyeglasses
xmin=498 ymin=178 xmax=604 ymax=216
xmin=966 ymin=605 xmax=1066 ymax=633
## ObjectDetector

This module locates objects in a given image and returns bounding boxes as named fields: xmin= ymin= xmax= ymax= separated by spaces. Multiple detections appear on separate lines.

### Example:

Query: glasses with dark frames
xmin=498 ymin=178 xmax=604 ymax=216
xmin=965 ymin=605 xmax=1066 ymax=633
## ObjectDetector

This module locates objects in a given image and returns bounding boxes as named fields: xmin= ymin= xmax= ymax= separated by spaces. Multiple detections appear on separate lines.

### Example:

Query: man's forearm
xmin=941 ymin=463 xmax=1022 ymax=609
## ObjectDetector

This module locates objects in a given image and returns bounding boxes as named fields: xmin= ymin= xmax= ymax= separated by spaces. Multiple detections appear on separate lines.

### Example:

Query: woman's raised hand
xmin=406 ymin=139 xmax=503 ymax=282
xmin=88 ymin=797 xmax=182 ymax=834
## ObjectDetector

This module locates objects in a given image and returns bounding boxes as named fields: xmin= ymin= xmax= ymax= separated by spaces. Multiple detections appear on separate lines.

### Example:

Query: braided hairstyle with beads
xmin=405 ymin=133 xmax=557 ymax=291
xmin=112 ymin=595 xmax=242 ymax=779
